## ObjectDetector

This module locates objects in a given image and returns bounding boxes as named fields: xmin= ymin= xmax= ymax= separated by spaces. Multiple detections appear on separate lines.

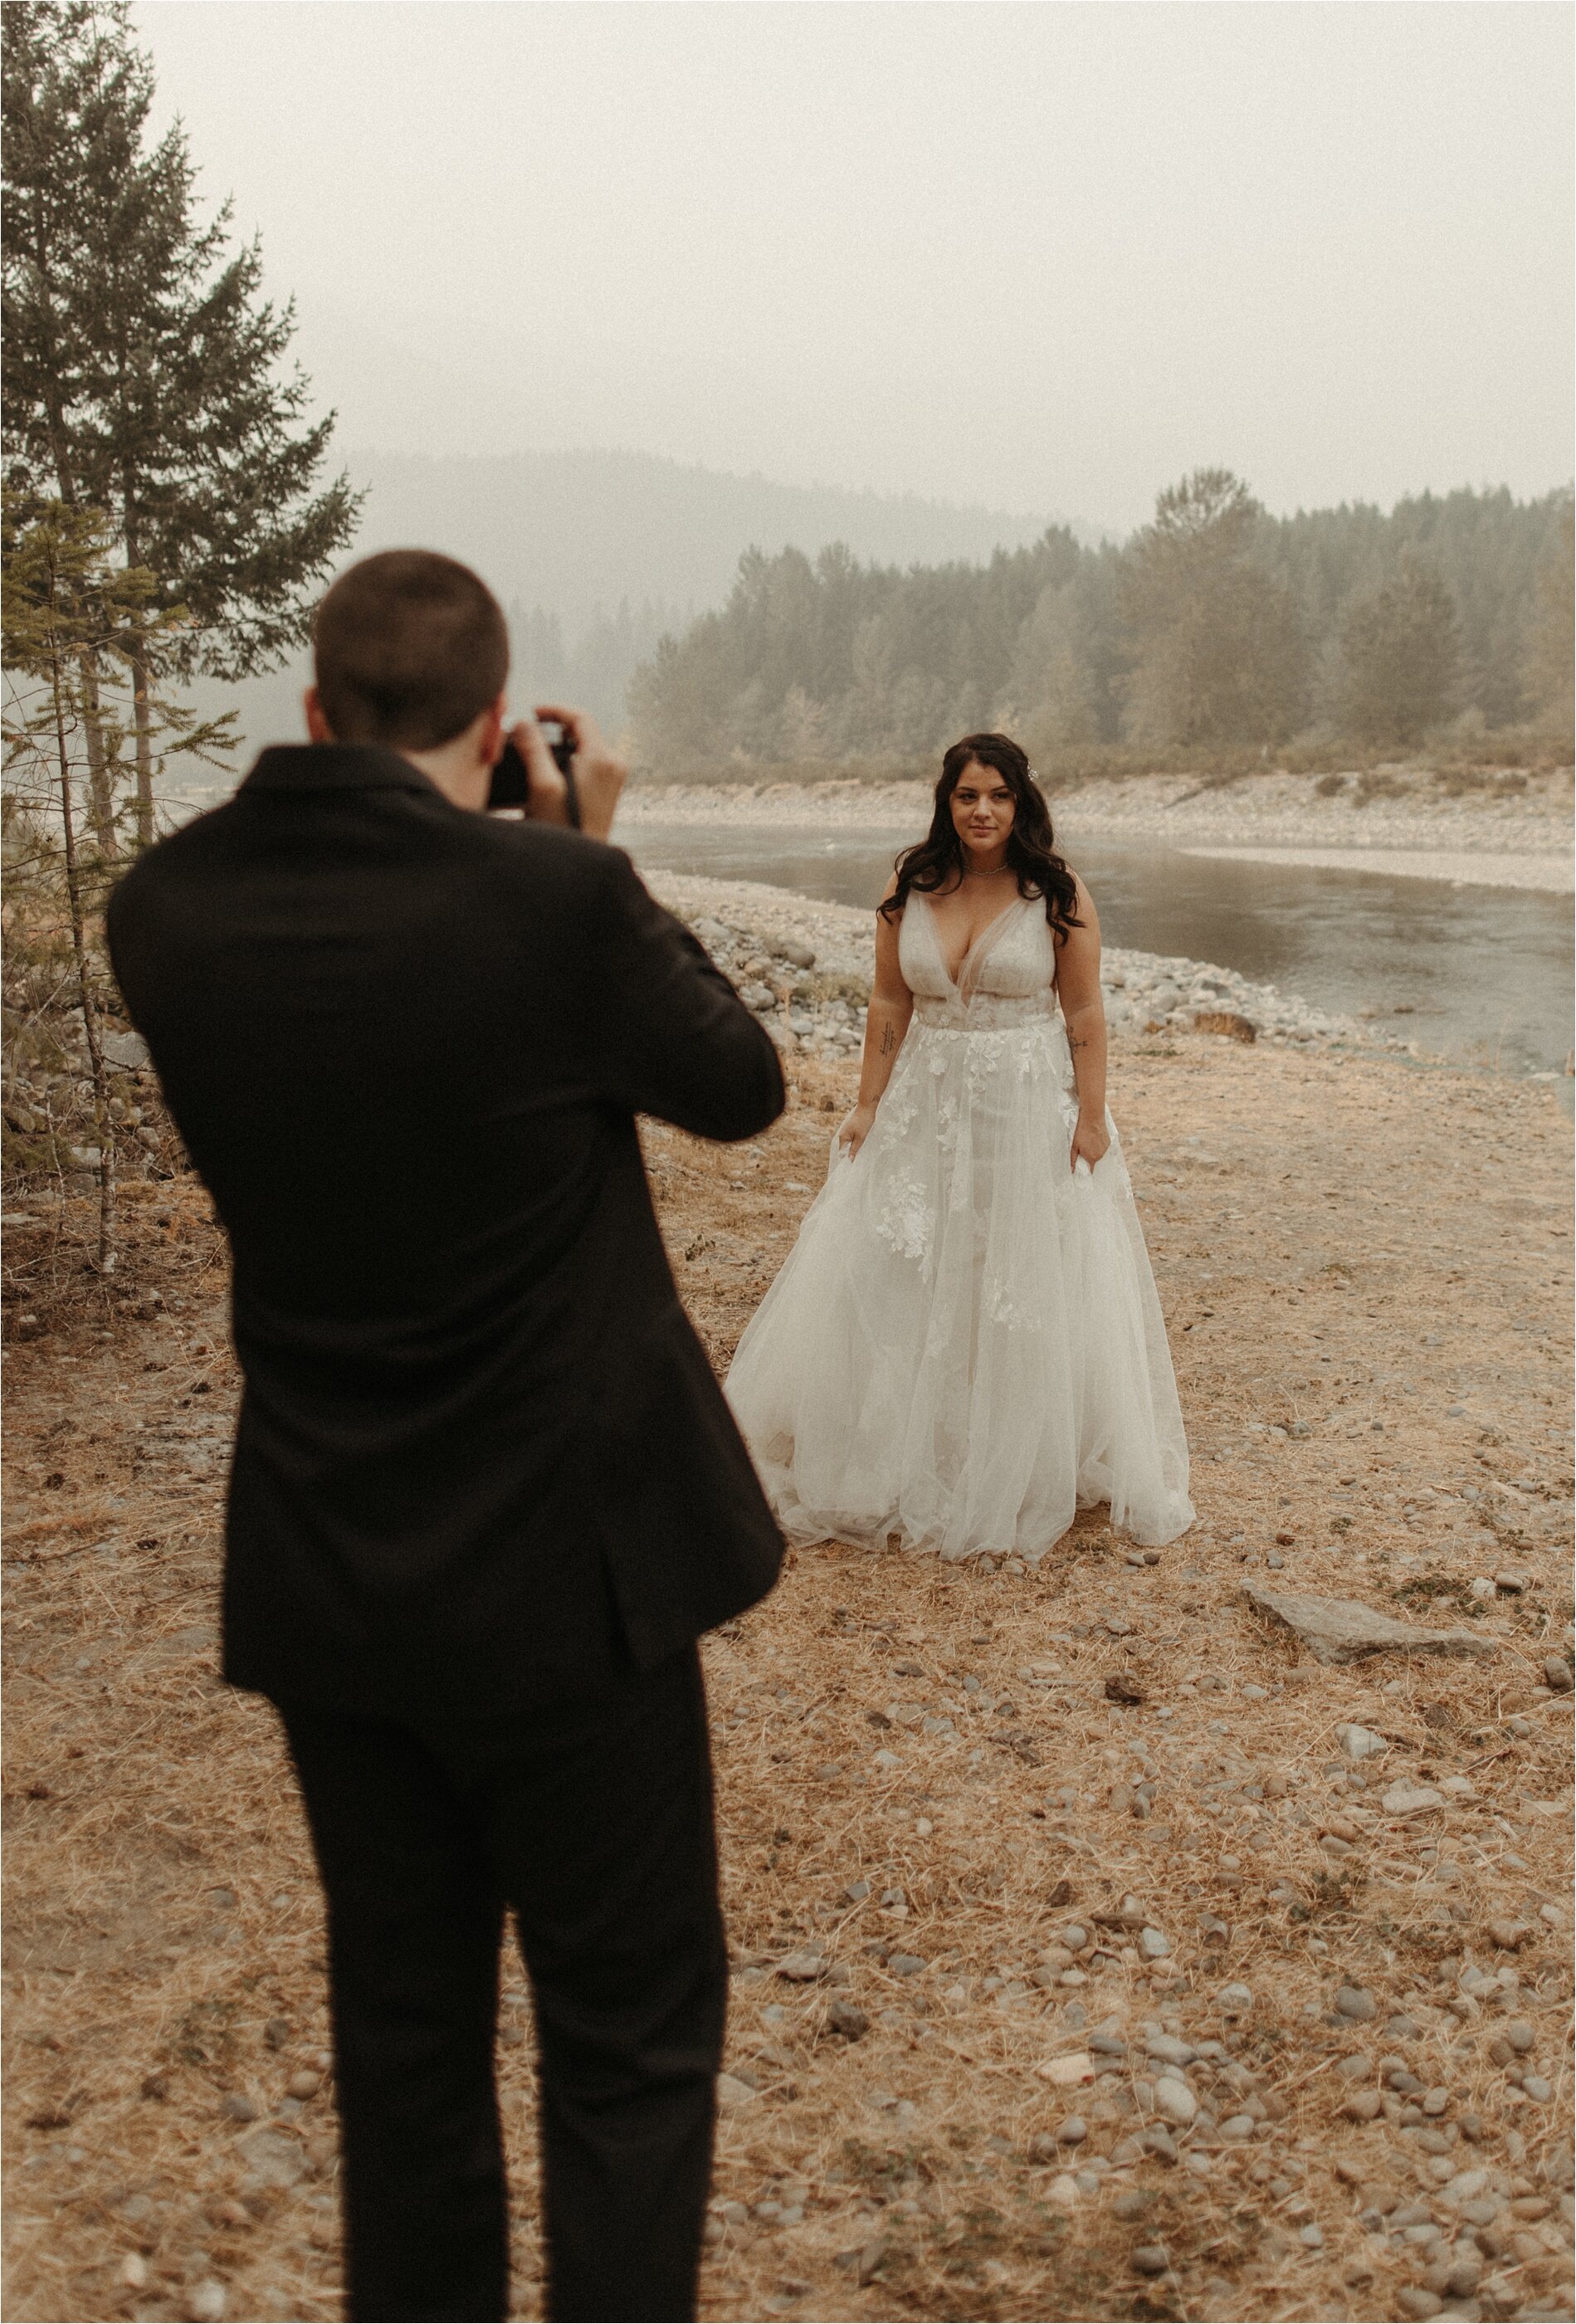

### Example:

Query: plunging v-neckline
xmin=919 ymin=890 xmax=1027 ymax=990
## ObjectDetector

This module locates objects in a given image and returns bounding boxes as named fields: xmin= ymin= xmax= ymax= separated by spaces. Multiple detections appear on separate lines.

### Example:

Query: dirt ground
xmin=2 ymin=1033 xmax=1572 ymax=2324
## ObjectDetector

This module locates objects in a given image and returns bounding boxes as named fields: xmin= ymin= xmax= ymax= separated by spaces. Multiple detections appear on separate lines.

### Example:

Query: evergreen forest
xmin=627 ymin=471 xmax=1574 ymax=779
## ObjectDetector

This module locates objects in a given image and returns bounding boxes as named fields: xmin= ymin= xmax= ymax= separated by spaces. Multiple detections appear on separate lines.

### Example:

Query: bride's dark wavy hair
xmin=878 ymin=732 xmax=1082 ymax=937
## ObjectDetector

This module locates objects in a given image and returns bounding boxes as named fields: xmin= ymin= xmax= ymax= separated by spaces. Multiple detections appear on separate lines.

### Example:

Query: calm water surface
xmin=621 ymin=821 xmax=1574 ymax=1079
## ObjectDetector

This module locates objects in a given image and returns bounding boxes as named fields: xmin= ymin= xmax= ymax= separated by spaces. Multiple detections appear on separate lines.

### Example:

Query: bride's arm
xmin=1056 ymin=878 xmax=1110 ymax=1172
xmin=838 ymin=881 xmax=914 ymax=1157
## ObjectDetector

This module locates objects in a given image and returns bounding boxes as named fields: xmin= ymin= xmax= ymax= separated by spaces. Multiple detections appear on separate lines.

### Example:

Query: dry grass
xmin=3 ymin=1037 xmax=1573 ymax=2323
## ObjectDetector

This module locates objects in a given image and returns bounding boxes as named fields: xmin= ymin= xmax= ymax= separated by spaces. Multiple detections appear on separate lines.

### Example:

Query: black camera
xmin=487 ymin=721 xmax=579 ymax=828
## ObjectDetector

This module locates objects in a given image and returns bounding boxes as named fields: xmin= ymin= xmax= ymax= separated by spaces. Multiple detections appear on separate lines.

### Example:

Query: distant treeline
xmin=627 ymin=472 xmax=1574 ymax=777
xmin=506 ymin=599 xmax=680 ymax=733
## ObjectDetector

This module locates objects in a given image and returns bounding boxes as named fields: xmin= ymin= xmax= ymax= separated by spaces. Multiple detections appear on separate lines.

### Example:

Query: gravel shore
xmin=645 ymin=869 xmax=1441 ymax=1066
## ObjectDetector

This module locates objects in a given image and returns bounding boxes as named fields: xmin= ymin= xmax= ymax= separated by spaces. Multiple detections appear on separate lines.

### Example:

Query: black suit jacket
xmin=106 ymin=743 xmax=787 ymax=1717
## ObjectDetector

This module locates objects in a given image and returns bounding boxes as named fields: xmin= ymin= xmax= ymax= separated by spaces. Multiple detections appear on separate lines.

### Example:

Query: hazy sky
xmin=135 ymin=2 xmax=1573 ymax=536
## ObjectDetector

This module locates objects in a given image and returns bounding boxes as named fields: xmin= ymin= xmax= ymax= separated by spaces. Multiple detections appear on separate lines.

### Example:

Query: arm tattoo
xmin=879 ymin=1024 xmax=897 ymax=1057
xmin=1068 ymin=1033 xmax=1088 ymax=1052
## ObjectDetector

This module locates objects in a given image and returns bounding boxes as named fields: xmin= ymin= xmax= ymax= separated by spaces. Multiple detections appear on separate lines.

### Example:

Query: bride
xmin=725 ymin=732 xmax=1193 ymax=1561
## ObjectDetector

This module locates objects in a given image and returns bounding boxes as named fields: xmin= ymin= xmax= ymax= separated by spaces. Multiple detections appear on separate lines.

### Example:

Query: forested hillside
xmin=628 ymin=473 xmax=1574 ymax=777
xmin=169 ymin=445 xmax=1075 ymax=765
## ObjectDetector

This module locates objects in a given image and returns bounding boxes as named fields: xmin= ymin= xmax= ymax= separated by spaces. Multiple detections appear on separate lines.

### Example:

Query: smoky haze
xmin=129 ymin=1 xmax=1572 ymax=760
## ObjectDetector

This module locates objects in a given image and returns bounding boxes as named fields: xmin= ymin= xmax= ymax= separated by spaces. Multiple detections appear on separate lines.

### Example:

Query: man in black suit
xmin=107 ymin=550 xmax=787 ymax=2323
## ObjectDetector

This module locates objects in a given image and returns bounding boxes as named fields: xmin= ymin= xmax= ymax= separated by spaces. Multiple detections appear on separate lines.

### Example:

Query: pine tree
xmin=1522 ymin=493 xmax=1574 ymax=736
xmin=1120 ymin=470 xmax=1306 ymax=749
xmin=2 ymin=0 xmax=359 ymax=846
xmin=1340 ymin=552 xmax=1461 ymax=746
xmin=2 ymin=494 xmax=232 ymax=1267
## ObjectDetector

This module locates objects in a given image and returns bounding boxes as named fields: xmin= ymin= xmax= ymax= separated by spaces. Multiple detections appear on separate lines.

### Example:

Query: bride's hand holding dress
xmin=837 ymin=875 xmax=913 ymax=1161
xmin=1054 ymin=881 xmax=1114 ymax=1175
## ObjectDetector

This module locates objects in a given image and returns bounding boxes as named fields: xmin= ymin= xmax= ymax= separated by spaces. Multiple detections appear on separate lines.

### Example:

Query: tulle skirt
xmin=725 ymin=1002 xmax=1194 ymax=1560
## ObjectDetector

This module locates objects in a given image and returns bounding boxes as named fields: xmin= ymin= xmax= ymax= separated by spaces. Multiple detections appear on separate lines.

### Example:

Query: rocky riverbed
xmin=645 ymin=870 xmax=1437 ymax=1066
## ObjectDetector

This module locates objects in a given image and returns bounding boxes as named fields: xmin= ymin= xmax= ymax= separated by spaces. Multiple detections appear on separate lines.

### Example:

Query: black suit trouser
xmin=278 ymin=1645 xmax=726 ymax=2323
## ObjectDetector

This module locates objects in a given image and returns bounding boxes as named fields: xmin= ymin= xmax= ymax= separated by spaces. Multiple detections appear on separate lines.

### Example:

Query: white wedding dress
xmin=725 ymin=893 xmax=1194 ymax=1560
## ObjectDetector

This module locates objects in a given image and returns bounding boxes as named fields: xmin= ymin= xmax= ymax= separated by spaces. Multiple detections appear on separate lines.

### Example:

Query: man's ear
xmin=478 ymin=693 xmax=506 ymax=770
xmin=305 ymin=686 xmax=335 ymax=745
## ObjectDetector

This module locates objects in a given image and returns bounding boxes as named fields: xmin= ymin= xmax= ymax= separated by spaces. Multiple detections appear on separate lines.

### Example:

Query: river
xmin=619 ymin=821 xmax=1574 ymax=1078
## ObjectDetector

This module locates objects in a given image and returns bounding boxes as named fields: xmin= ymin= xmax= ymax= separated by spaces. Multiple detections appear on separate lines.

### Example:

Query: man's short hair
xmin=313 ymin=550 xmax=509 ymax=749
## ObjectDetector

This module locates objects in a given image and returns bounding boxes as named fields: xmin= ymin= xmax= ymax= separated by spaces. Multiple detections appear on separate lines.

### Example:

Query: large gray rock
xmin=1242 ymin=1584 xmax=1495 ymax=1665
xmin=234 ymin=2126 xmax=307 ymax=2188
xmin=101 ymin=1029 xmax=150 ymax=1072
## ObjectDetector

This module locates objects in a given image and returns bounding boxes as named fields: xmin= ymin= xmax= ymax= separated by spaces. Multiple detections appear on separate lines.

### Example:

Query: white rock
xmin=1154 ymin=2077 xmax=1198 ymax=2126
xmin=716 ymin=2073 xmax=759 ymax=2110
xmin=1046 ymin=2172 xmax=1081 ymax=2206
xmin=1145 ymin=2035 xmax=1197 ymax=2068
xmin=776 ymin=1949 xmax=828 ymax=1982
xmin=188 ymin=2283 xmax=227 ymax=2324
xmin=1438 ymin=2167 xmax=1491 ymax=2209
xmin=1214 ymin=1982 xmax=1254 ymax=2016
xmin=1039 ymin=2052 xmax=1095 ymax=2087
xmin=1139 ymin=1927 xmax=1171 ymax=1960
xmin=1382 ymin=1783 xmax=1445 ymax=1816
xmin=1336 ymin=1722 xmax=1386 ymax=1760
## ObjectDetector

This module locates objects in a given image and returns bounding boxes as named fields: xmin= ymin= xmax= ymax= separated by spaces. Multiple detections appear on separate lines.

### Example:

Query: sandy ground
xmin=614 ymin=771 xmax=1574 ymax=895
xmin=3 ymin=1036 xmax=1573 ymax=2324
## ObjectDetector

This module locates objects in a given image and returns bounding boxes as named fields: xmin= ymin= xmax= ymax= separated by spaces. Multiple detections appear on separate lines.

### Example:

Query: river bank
xmin=617 ymin=769 xmax=1574 ymax=896
xmin=644 ymin=871 xmax=1464 ymax=1067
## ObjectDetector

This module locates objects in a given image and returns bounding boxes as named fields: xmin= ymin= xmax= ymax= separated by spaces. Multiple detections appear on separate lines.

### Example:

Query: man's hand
xmin=507 ymin=706 xmax=626 ymax=842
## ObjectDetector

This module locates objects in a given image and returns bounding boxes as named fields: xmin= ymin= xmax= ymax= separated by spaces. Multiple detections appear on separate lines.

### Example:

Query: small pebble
xmin=1132 ymin=2243 xmax=1170 ymax=2277
xmin=1111 ymin=2190 xmax=1150 ymax=2222
xmin=219 ymin=2093 xmax=258 ymax=2122
xmin=1153 ymin=2077 xmax=1197 ymax=2126
xmin=285 ymin=2070 xmax=320 ymax=2102
xmin=1046 ymin=2172 xmax=1080 ymax=2206
xmin=827 ymin=2000 xmax=870 ymax=2040
xmin=119 ymin=2255 xmax=148 ymax=2290
xmin=1544 ymin=1655 xmax=1573 ymax=1691
xmin=1138 ymin=1928 xmax=1170 ymax=1960
xmin=1335 ymin=1985 xmax=1378 ymax=2021
xmin=1394 ymin=2291 xmax=1442 ymax=2321
xmin=188 ymin=2282 xmax=227 ymax=2324
xmin=1056 ymin=2115 xmax=1088 ymax=2145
